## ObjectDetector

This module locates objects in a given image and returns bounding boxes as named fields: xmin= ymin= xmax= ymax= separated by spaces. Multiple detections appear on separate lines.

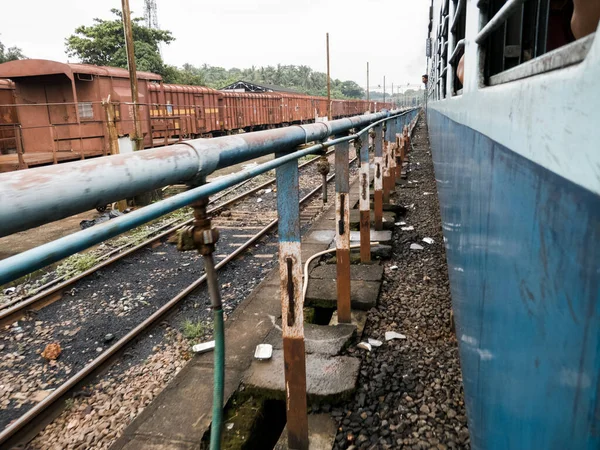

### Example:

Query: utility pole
xmin=366 ymin=62 xmax=370 ymax=112
xmin=392 ymin=82 xmax=394 ymax=108
xmin=326 ymin=32 xmax=331 ymax=121
xmin=122 ymin=0 xmax=143 ymax=152
xmin=383 ymin=76 xmax=386 ymax=105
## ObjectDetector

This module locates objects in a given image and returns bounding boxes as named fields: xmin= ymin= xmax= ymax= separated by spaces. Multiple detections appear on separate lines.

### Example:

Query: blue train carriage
xmin=425 ymin=0 xmax=599 ymax=448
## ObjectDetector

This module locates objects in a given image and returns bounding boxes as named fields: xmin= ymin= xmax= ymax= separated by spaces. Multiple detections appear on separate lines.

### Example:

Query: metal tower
xmin=144 ymin=0 xmax=159 ymax=29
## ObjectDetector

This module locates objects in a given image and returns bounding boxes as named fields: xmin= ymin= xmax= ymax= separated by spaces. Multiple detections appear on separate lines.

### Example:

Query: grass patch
xmin=182 ymin=319 xmax=208 ymax=342
xmin=55 ymin=253 xmax=100 ymax=278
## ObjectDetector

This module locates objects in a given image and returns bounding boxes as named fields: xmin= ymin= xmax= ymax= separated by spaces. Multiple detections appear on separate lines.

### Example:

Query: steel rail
xmin=0 ymin=156 xmax=356 ymax=449
xmin=0 ymin=109 xmax=416 ymax=286
xmin=0 ymin=151 xmax=333 ymax=324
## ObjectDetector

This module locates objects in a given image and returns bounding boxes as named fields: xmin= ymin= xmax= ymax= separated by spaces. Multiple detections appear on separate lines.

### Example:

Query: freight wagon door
xmin=13 ymin=79 xmax=55 ymax=157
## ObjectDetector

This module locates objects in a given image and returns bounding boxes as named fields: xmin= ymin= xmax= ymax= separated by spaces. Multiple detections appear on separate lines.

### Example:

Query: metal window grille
xmin=477 ymin=0 xmax=578 ymax=83
xmin=77 ymin=102 xmax=94 ymax=120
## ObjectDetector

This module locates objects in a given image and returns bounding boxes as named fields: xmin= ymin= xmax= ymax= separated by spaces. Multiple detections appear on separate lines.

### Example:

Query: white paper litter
xmin=192 ymin=341 xmax=215 ymax=354
xmin=357 ymin=342 xmax=372 ymax=351
xmin=401 ymin=226 xmax=415 ymax=231
xmin=368 ymin=338 xmax=383 ymax=348
xmin=385 ymin=331 xmax=407 ymax=341
xmin=395 ymin=221 xmax=407 ymax=226
xmin=389 ymin=265 xmax=399 ymax=270
xmin=423 ymin=192 xmax=433 ymax=195
xmin=254 ymin=344 xmax=273 ymax=360
xmin=256 ymin=198 xmax=263 ymax=203
xmin=226 ymin=423 xmax=234 ymax=430
xmin=410 ymin=243 xmax=424 ymax=250
xmin=422 ymin=237 xmax=435 ymax=244
xmin=264 ymin=188 xmax=272 ymax=194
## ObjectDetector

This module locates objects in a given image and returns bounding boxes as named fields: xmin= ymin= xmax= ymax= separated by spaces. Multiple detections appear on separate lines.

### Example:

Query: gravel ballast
xmin=329 ymin=116 xmax=470 ymax=449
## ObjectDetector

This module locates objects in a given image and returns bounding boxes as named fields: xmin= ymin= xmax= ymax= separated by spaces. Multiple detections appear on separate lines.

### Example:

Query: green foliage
xmin=182 ymin=319 xmax=207 ymax=342
xmin=65 ymin=8 xmax=174 ymax=76
xmin=56 ymin=253 xmax=100 ymax=277
xmin=167 ymin=63 xmax=365 ymax=99
xmin=0 ymin=36 xmax=25 ymax=63
xmin=64 ymin=9 xmax=365 ymax=98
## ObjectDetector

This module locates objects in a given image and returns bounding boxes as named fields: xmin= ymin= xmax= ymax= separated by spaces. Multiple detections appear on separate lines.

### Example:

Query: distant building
xmin=219 ymin=80 xmax=301 ymax=94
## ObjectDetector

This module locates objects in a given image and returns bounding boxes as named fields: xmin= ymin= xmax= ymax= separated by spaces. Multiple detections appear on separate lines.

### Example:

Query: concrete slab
xmin=348 ymin=209 xmax=396 ymax=230
xmin=243 ymin=350 xmax=360 ymax=404
xmin=330 ymin=310 xmax=368 ymax=338
xmin=303 ymin=230 xmax=336 ymax=245
xmin=349 ymin=229 xmax=392 ymax=243
xmin=274 ymin=414 xmax=337 ymax=450
xmin=309 ymin=264 xmax=383 ymax=282
xmin=305 ymin=279 xmax=380 ymax=310
xmin=264 ymin=322 xmax=357 ymax=355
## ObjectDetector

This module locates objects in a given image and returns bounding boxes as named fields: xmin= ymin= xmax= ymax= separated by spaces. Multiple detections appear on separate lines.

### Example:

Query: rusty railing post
xmin=358 ymin=134 xmax=371 ymax=263
xmin=388 ymin=119 xmax=396 ymax=194
xmin=382 ymin=122 xmax=390 ymax=204
xmin=373 ymin=124 xmax=384 ymax=231
xmin=335 ymin=135 xmax=351 ymax=323
xmin=276 ymin=156 xmax=309 ymax=449
xmin=316 ymin=149 xmax=330 ymax=204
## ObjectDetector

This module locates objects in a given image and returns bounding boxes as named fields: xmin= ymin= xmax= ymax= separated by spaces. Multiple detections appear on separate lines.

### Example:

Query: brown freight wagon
xmin=0 ymin=59 xmax=161 ymax=172
xmin=148 ymin=83 xmax=222 ymax=143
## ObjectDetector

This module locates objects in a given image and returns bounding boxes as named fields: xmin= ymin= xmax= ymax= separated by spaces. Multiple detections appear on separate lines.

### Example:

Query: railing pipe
xmin=0 ymin=109 xmax=418 ymax=285
xmin=0 ymin=111 xmax=393 ymax=238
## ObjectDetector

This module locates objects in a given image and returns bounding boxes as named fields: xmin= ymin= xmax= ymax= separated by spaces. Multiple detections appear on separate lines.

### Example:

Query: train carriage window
xmin=478 ymin=0 xmax=596 ymax=85
xmin=77 ymin=102 xmax=94 ymax=120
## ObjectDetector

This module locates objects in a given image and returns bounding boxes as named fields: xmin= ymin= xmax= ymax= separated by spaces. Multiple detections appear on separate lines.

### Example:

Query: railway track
xmin=0 ymin=150 xmax=358 ymax=448
xmin=0 ymin=150 xmax=333 ymax=328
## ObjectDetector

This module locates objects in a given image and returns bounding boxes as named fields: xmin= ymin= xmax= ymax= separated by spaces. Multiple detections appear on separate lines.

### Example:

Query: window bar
xmin=449 ymin=39 xmax=465 ymax=65
xmin=476 ymin=0 xmax=526 ymax=45
xmin=451 ymin=0 xmax=465 ymax=33
xmin=447 ymin=0 xmax=457 ymax=96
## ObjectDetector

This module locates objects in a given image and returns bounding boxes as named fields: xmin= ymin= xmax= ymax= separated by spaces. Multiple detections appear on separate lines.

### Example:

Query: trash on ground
xmin=423 ymin=237 xmax=435 ymax=244
xmin=401 ymin=226 xmax=415 ymax=231
xmin=254 ymin=343 xmax=273 ymax=360
xmin=192 ymin=340 xmax=216 ymax=354
xmin=80 ymin=209 xmax=124 ymax=230
xmin=257 ymin=198 xmax=263 ymax=203
xmin=410 ymin=243 xmax=424 ymax=250
xmin=41 ymin=343 xmax=62 ymax=360
xmin=385 ymin=331 xmax=407 ymax=341
xmin=389 ymin=265 xmax=399 ymax=270
xmin=395 ymin=221 xmax=407 ymax=226
xmin=226 ymin=423 xmax=234 ymax=430
xmin=3 ymin=287 xmax=16 ymax=295
xmin=423 ymin=192 xmax=433 ymax=195
xmin=368 ymin=338 xmax=383 ymax=348
xmin=264 ymin=188 xmax=272 ymax=194
xmin=357 ymin=342 xmax=372 ymax=351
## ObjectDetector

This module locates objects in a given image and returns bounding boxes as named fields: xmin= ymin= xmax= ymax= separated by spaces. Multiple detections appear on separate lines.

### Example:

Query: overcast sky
xmin=0 ymin=0 xmax=428 ymax=93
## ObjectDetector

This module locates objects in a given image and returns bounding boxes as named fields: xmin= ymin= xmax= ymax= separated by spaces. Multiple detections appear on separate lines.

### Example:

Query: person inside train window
xmin=571 ymin=0 xmax=600 ymax=38
xmin=456 ymin=55 xmax=465 ymax=86
xmin=547 ymin=0 xmax=575 ymax=51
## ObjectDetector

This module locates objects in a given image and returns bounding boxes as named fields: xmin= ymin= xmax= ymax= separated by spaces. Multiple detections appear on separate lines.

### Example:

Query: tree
xmin=0 ymin=37 xmax=26 ymax=63
xmin=65 ymin=8 xmax=174 ymax=76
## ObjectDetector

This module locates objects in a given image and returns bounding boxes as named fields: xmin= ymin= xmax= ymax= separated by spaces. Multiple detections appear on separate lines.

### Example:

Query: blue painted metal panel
xmin=276 ymin=158 xmax=300 ymax=243
xmin=428 ymin=108 xmax=600 ymax=449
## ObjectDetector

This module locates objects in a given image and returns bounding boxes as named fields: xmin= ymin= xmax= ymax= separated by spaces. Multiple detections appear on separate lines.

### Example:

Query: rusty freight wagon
xmin=0 ymin=59 xmax=160 ymax=172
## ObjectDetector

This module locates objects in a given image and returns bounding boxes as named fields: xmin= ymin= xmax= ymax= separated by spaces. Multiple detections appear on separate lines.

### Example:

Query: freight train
xmin=426 ymin=0 xmax=599 ymax=449
xmin=0 ymin=59 xmax=391 ymax=172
